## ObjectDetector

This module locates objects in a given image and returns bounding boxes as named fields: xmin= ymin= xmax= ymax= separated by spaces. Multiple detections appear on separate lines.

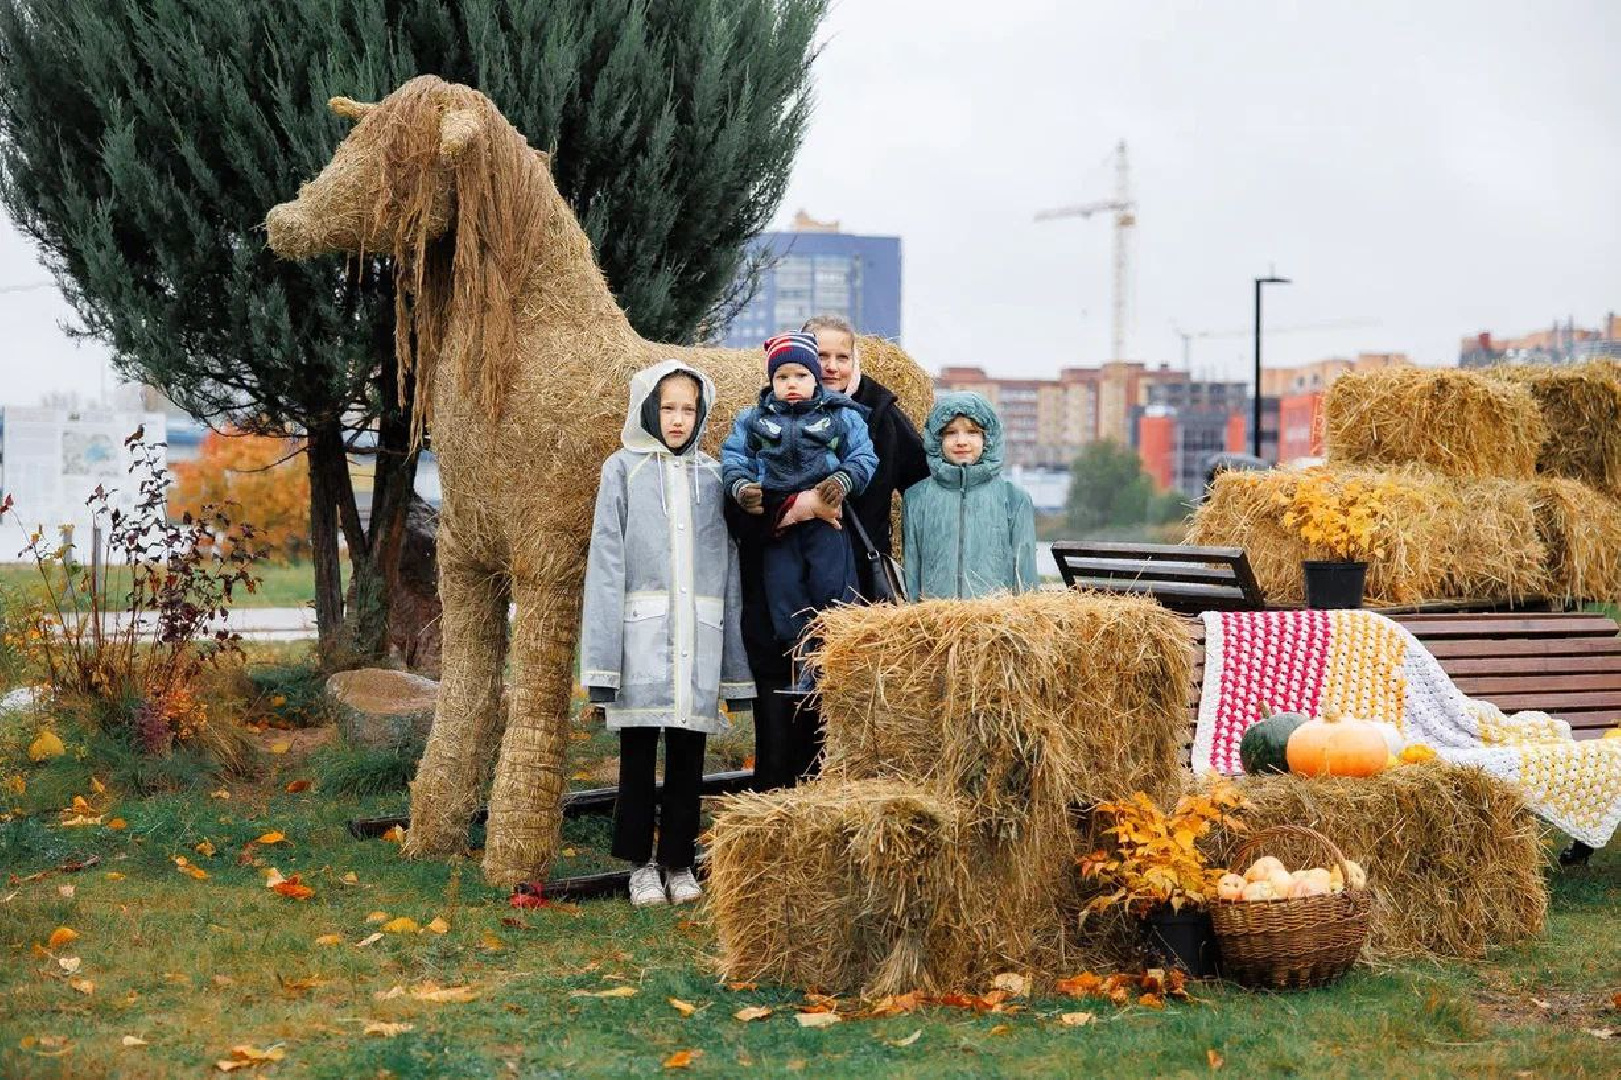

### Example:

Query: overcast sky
xmin=3 ymin=0 xmax=1618 ymax=404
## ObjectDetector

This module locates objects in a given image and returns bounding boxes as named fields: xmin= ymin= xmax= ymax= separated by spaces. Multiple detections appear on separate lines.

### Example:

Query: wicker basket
xmin=1210 ymin=824 xmax=1371 ymax=990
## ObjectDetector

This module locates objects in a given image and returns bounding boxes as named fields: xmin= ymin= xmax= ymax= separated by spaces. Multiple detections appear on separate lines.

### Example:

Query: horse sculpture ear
xmin=329 ymin=96 xmax=375 ymax=122
xmin=439 ymin=108 xmax=484 ymax=163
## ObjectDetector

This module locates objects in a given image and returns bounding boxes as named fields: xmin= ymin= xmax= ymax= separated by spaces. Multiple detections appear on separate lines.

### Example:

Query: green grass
xmin=1 ymin=717 xmax=1617 ymax=1078
xmin=0 ymin=560 xmax=335 ymax=611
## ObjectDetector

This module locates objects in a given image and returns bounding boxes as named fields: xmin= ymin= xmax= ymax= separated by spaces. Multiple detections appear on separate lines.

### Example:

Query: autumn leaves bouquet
xmin=1079 ymin=781 xmax=1248 ymax=916
xmin=1273 ymin=470 xmax=1396 ymax=563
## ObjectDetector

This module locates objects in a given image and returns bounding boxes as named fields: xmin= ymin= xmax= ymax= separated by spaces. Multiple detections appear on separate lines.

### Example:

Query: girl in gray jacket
xmin=581 ymin=360 xmax=755 ymax=906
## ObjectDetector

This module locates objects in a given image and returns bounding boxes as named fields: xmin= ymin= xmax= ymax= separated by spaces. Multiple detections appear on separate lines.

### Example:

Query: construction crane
xmin=1171 ymin=317 xmax=1383 ymax=372
xmin=1035 ymin=140 xmax=1135 ymax=363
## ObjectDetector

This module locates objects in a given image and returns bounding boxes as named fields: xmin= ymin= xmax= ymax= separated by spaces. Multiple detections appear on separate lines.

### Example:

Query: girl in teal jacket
xmin=902 ymin=392 xmax=1039 ymax=600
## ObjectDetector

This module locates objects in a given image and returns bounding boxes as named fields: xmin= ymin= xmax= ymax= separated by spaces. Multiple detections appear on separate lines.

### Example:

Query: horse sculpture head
xmin=266 ymin=75 xmax=554 ymax=444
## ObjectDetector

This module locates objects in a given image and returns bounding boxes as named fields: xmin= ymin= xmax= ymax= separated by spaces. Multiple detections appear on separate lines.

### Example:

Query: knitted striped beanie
xmin=765 ymin=331 xmax=822 ymax=383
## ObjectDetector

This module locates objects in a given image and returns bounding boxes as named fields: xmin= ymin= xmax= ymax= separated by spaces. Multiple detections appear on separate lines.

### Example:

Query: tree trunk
xmin=339 ymin=331 xmax=421 ymax=664
xmin=306 ymin=420 xmax=347 ymax=657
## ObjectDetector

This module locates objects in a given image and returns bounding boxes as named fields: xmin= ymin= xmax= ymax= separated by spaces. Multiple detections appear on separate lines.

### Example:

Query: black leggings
xmin=752 ymin=676 xmax=823 ymax=790
xmin=612 ymin=726 xmax=707 ymax=869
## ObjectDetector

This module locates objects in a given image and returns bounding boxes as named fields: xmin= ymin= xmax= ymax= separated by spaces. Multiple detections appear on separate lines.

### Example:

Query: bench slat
xmin=1454 ymin=673 xmax=1621 ymax=694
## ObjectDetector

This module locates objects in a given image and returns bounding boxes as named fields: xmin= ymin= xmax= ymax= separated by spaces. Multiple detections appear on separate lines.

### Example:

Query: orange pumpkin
xmin=1286 ymin=714 xmax=1389 ymax=777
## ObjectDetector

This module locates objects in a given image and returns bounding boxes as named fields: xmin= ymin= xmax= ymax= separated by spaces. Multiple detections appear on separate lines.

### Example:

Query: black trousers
xmin=612 ymin=726 xmax=707 ymax=869
xmin=752 ymin=676 xmax=823 ymax=790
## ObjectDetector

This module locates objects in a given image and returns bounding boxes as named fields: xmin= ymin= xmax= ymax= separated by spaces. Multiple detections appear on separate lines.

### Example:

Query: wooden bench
xmin=1184 ymin=610 xmax=1621 ymax=751
xmin=1052 ymin=541 xmax=1266 ymax=613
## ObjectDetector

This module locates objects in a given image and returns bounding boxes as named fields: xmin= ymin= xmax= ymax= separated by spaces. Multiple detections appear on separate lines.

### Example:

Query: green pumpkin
xmin=1240 ymin=706 xmax=1309 ymax=774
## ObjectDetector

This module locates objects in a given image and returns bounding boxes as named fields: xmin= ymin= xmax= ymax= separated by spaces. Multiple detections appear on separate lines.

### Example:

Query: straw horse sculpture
xmin=266 ymin=76 xmax=933 ymax=886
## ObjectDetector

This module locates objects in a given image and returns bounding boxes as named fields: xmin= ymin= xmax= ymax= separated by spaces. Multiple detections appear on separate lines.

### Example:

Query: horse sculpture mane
xmin=346 ymin=76 xmax=553 ymax=444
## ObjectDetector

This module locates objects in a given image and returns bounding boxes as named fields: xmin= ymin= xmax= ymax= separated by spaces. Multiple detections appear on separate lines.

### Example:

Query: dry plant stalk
xmin=1208 ymin=766 xmax=1547 ymax=960
xmin=1187 ymin=466 xmax=1549 ymax=606
xmin=1325 ymin=367 xmax=1545 ymax=479
xmin=265 ymin=76 xmax=934 ymax=886
xmin=1491 ymin=361 xmax=1621 ymax=494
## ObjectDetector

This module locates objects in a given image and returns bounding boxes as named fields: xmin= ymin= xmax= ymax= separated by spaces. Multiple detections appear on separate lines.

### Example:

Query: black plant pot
xmin=1140 ymin=907 xmax=1220 ymax=978
xmin=1302 ymin=560 xmax=1367 ymax=609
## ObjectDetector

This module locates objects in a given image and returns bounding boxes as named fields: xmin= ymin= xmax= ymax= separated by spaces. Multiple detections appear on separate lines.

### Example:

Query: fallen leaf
xmin=279 ymin=975 xmax=323 ymax=995
xmin=59 ymin=814 xmax=103 ymax=827
xmin=355 ymin=933 xmax=383 ymax=948
xmin=236 ymin=843 xmax=259 ymax=866
xmin=1585 ymin=1027 xmax=1615 ymax=1040
xmin=31 ymin=1034 xmax=71 ymax=1056
xmin=989 ymin=1023 xmax=1012 ymax=1036
xmin=1612 ymin=991 xmax=1621 ymax=1011
xmin=255 ymin=831 xmax=288 ymax=845
xmin=885 ymin=1029 xmax=923 ymax=1047
xmin=122 ymin=1035 xmax=149 ymax=1048
xmin=1058 ymin=1011 xmax=1096 ymax=1027
xmin=106 ymin=818 xmax=127 ymax=830
xmin=663 ymin=1049 xmax=700 ymax=1070
xmin=269 ymin=740 xmax=292 ymax=754
xmin=411 ymin=982 xmax=479 ymax=1003
xmin=58 ymin=957 xmax=82 ymax=974
xmin=29 ymin=728 xmax=65 ymax=761
xmin=1057 ymin=972 xmax=1100 ymax=996
xmin=1139 ymin=993 xmax=1165 ymax=1009
xmin=162 ymin=973 xmax=191 ymax=985
xmin=194 ymin=840 xmax=216 ymax=858
xmin=314 ymin=934 xmax=341 ymax=947
xmin=480 ymin=931 xmax=505 ymax=951
xmin=733 ymin=1006 xmax=773 ymax=1022
xmin=47 ymin=927 xmax=78 ymax=950
xmin=669 ymin=997 xmax=697 ymax=1017
xmin=381 ymin=917 xmax=419 ymax=934
xmin=4 ymin=774 xmax=25 ymax=795
xmin=284 ymin=779 xmax=312 ymax=793
xmin=380 ymin=826 xmax=405 ymax=843
xmin=363 ymin=1021 xmax=414 ymax=1037
xmin=1208 ymin=1048 xmax=1225 ymax=1070
xmin=340 ymin=871 xmax=359 ymax=885
xmin=105 ymin=871 xmax=125 ymax=881
xmin=500 ymin=916 xmax=529 ymax=930
xmin=173 ymin=857 xmax=207 ymax=881
xmin=425 ymin=916 xmax=449 ymax=934
xmin=726 ymin=981 xmax=758 ymax=992
xmin=365 ymin=911 xmax=391 ymax=924
xmin=570 ymin=986 xmax=638 ymax=999
xmin=560 ymin=847 xmax=578 ymax=857
xmin=271 ymin=875 xmax=314 ymax=901
xmin=870 ymin=991 xmax=926 ymax=1017
xmin=216 ymin=1045 xmax=285 ymax=1072
xmin=210 ymin=789 xmax=230 ymax=800
xmin=69 ymin=977 xmax=94 ymax=995
xmin=992 ymin=972 xmax=1031 ymax=997
xmin=212 ymin=975 xmax=235 ymax=987
xmin=796 ymin=1011 xmax=841 ymax=1029
xmin=263 ymin=868 xmax=285 ymax=888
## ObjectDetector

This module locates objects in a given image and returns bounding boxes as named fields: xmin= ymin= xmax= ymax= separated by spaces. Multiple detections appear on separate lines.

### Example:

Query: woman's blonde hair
xmin=801 ymin=314 xmax=859 ymax=357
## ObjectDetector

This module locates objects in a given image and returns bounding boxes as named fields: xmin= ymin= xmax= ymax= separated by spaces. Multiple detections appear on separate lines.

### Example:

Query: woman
xmin=724 ymin=315 xmax=928 ymax=789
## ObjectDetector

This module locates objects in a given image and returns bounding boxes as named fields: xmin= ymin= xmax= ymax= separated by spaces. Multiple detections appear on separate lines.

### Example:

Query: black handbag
xmin=845 ymin=508 xmax=909 ymax=604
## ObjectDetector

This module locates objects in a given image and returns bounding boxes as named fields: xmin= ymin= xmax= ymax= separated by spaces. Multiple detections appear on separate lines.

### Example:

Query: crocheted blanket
xmin=1193 ymin=609 xmax=1621 ymax=847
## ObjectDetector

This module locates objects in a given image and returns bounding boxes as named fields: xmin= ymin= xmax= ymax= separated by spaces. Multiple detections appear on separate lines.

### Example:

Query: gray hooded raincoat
xmin=580 ymin=360 xmax=755 ymax=734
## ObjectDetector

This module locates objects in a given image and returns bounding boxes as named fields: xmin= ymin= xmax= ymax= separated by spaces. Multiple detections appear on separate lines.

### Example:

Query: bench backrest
xmin=1183 ymin=611 xmax=1620 ymax=761
xmin=1052 ymin=541 xmax=1266 ymax=613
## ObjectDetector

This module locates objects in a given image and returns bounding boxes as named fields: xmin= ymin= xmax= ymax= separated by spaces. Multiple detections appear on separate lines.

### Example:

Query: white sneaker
xmin=665 ymin=867 xmax=702 ymax=905
xmin=629 ymin=862 xmax=666 ymax=907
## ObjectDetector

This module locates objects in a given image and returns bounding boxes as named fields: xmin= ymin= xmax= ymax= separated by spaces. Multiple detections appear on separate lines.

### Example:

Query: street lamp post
xmin=1253 ymin=273 xmax=1291 ymax=460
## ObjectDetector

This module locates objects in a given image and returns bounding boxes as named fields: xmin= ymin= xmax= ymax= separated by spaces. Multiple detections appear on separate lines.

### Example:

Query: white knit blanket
xmin=1194 ymin=609 xmax=1621 ymax=848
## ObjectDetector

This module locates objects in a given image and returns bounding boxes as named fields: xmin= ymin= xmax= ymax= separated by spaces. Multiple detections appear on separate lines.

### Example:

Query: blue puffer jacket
xmin=902 ymin=392 xmax=1039 ymax=600
xmin=720 ymin=386 xmax=877 ymax=496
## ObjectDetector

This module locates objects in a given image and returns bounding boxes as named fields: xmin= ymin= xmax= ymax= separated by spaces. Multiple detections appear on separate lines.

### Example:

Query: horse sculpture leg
xmin=481 ymin=578 xmax=579 ymax=887
xmin=402 ymin=543 xmax=511 ymax=859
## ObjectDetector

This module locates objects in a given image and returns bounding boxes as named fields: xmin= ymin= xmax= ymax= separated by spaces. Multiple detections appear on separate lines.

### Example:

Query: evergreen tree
xmin=0 ymin=0 xmax=825 ymax=656
xmin=1065 ymin=440 xmax=1188 ymax=535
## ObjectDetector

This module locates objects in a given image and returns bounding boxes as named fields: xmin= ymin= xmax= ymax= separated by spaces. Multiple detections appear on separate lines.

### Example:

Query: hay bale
xmin=706 ymin=779 xmax=971 ymax=995
xmin=1527 ymin=478 xmax=1621 ymax=604
xmin=706 ymin=778 xmax=1118 ymax=994
xmin=1186 ymin=467 xmax=1548 ymax=606
xmin=1220 ymin=766 xmax=1547 ymax=960
xmin=1325 ymin=367 xmax=1545 ymax=479
xmin=1491 ymin=361 xmax=1621 ymax=493
xmin=812 ymin=591 xmax=1193 ymax=824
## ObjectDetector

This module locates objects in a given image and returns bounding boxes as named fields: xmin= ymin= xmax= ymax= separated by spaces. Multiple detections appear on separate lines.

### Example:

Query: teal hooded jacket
xmin=902 ymin=392 xmax=1039 ymax=600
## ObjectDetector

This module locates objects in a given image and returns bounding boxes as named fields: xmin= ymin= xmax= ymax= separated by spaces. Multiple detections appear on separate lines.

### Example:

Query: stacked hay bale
xmin=1188 ymin=363 xmax=1621 ymax=606
xmin=706 ymin=592 xmax=1193 ymax=994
